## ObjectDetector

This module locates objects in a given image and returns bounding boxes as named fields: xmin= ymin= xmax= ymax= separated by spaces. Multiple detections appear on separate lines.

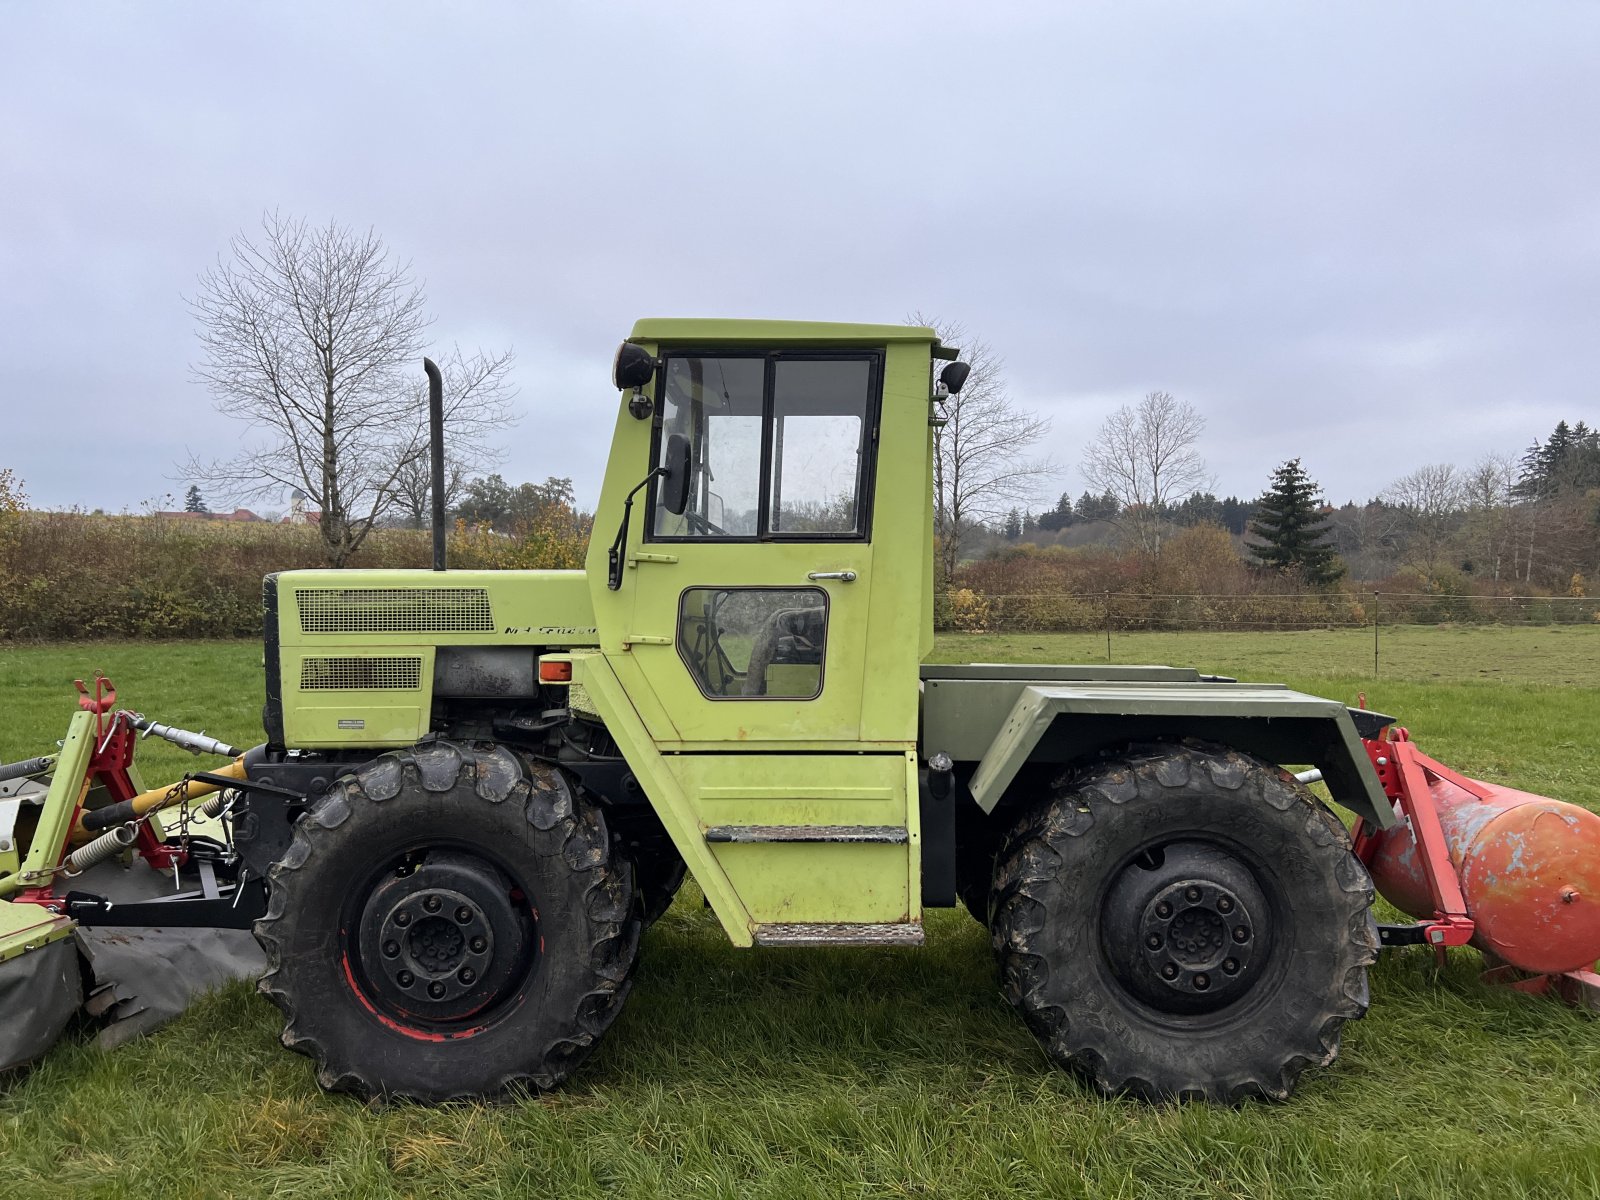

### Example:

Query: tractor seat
xmin=741 ymin=606 xmax=826 ymax=696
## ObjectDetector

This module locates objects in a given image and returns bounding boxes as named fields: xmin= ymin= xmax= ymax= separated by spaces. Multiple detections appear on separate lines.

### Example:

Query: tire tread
xmin=254 ymin=740 xmax=640 ymax=1102
xmin=989 ymin=741 xmax=1377 ymax=1103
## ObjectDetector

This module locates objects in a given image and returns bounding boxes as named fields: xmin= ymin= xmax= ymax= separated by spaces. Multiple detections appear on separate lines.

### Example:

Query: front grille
xmin=296 ymin=587 xmax=495 ymax=634
xmin=300 ymin=656 xmax=423 ymax=691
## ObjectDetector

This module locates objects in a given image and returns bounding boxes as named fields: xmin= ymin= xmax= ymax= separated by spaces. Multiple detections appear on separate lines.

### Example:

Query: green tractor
xmin=8 ymin=319 xmax=1596 ymax=1103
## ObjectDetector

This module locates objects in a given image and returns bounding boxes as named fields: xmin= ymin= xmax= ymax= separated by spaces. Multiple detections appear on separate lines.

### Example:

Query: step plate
xmin=704 ymin=825 xmax=909 ymax=844
xmin=753 ymin=922 xmax=925 ymax=947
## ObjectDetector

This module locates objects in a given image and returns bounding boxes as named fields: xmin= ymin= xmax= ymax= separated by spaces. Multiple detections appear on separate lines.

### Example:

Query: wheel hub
xmin=374 ymin=886 xmax=494 ymax=1004
xmin=354 ymin=850 xmax=534 ymax=1026
xmin=1102 ymin=841 xmax=1270 ymax=1014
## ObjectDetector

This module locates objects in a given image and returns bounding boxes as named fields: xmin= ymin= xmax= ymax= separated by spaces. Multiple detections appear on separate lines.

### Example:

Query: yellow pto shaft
xmin=70 ymin=758 xmax=248 ymax=845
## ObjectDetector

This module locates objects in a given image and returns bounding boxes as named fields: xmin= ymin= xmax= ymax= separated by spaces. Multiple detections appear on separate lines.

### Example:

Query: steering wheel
xmin=684 ymin=510 xmax=727 ymax=536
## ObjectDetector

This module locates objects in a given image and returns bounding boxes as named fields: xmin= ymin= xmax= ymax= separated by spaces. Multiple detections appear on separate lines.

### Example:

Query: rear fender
xmin=966 ymin=683 xmax=1394 ymax=827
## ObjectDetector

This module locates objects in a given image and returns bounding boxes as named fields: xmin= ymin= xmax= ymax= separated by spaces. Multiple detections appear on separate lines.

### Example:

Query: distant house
xmin=156 ymin=508 xmax=264 ymax=523
xmin=282 ymin=493 xmax=321 ymax=526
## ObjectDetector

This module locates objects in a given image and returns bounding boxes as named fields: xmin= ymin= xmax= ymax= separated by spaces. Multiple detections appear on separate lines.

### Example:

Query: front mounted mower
xmin=0 ymin=675 xmax=286 ymax=1066
xmin=5 ymin=319 xmax=1599 ymax=1106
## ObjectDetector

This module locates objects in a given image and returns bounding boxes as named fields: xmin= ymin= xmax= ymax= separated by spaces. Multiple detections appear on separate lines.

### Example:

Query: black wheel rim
xmin=1100 ymin=840 xmax=1276 ymax=1018
xmin=343 ymin=844 xmax=539 ymax=1035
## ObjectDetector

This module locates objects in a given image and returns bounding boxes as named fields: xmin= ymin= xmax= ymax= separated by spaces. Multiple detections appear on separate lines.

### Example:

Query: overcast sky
xmin=5 ymin=1 xmax=1597 ymax=515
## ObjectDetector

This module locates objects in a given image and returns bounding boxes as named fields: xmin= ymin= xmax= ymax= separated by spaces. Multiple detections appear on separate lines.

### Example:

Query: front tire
xmin=633 ymin=846 xmax=688 ymax=926
xmin=991 ymin=742 xmax=1377 ymax=1102
xmin=254 ymin=740 xmax=639 ymax=1102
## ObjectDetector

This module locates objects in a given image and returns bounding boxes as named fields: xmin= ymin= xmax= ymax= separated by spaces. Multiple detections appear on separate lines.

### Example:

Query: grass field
xmin=2 ymin=628 xmax=1599 ymax=1199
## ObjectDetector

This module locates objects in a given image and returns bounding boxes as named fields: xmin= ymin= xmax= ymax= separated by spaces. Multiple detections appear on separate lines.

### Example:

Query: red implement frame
xmin=1350 ymin=730 xmax=1475 ymax=954
xmin=74 ymin=674 xmax=188 ymax=874
xmin=1350 ymin=725 xmax=1600 ymax=1007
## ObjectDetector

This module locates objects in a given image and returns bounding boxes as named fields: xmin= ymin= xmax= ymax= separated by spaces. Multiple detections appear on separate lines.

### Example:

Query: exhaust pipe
xmin=424 ymin=356 xmax=446 ymax=572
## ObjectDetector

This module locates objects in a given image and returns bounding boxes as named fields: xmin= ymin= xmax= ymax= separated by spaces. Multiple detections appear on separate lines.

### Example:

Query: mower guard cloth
xmin=0 ymin=938 xmax=82 ymax=1072
xmin=71 ymin=858 xmax=266 ymax=1050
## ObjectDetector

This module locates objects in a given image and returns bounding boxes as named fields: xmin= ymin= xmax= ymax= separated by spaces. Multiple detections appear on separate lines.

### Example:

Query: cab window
xmin=650 ymin=352 xmax=878 ymax=541
xmin=678 ymin=587 xmax=827 ymax=699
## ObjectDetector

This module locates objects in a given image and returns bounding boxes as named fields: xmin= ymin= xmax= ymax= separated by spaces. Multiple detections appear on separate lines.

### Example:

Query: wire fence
xmin=934 ymin=590 xmax=1600 ymax=676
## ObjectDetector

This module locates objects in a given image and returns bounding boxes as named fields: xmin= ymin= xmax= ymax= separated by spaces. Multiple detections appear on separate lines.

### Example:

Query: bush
xmin=944 ymin=588 xmax=991 ymax=633
xmin=0 ymin=510 xmax=590 ymax=641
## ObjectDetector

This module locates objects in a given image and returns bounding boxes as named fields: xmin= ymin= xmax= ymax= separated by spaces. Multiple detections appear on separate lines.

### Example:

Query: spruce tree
xmin=183 ymin=484 xmax=209 ymax=514
xmin=1248 ymin=459 xmax=1343 ymax=585
xmin=1036 ymin=493 xmax=1074 ymax=531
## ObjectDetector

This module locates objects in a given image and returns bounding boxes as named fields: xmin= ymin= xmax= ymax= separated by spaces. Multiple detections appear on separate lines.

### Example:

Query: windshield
xmin=651 ymin=353 xmax=876 ymax=540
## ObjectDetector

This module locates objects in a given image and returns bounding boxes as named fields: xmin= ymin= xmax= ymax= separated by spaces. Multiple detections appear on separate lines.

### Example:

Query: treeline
xmin=967 ymin=420 xmax=1600 ymax=597
xmin=1322 ymin=420 xmax=1598 ymax=591
xmin=1009 ymin=491 xmax=1257 ymax=540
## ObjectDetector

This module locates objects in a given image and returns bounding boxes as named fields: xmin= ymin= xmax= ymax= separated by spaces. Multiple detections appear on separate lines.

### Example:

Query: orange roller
xmin=1366 ymin=760 xmax=1600 ymax=976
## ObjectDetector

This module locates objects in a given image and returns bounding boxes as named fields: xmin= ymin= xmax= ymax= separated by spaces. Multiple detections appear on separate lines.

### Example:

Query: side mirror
xmin=660 ymin=433 xmax=692 ymax=515
xmin=939 ymin=361 xmax=971 ymax=395
xmin=613 ymin=342 xmax=657 ymax=391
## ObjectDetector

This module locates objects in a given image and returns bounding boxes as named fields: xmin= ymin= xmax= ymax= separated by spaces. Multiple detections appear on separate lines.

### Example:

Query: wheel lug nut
xmin=428 ymin=981 xmax=446 ymax=999
xmin=456 ymin=906 xmax=473 ymax=924
xmin=1223 ymin=958 xmax=1239 ymax=974
xmin=1145 ymin=933 xmax=1162 ymax=950
xmin=1217 ymin=897 xmax=1233 ymax=913
xmin=1161 ymin=963 xmax=1178 ymax=980
xmin=394 ymin=911 xmax=412 ymax=927
xmin=470 ymin=936 xmax=487 ymax=953
xmin=1155 ymin=901 xmax=1173 ymax=919
xmin=382 ymin=940 xmax=399 ymax=958
xmin=1185 ymin=886 xmax=1201 ymax=903
xmin=397 ymin=970 xmax=414 ymax=987
xmin=423 ymin=895 xmax=442 ymax=914
xmin=1233 ymin=925 xmax=1250 ymax=943
xmin=458 ymin=967 xmax=476 ymax=985
xmin=1194 ymin=974 xmax=1211 ymax=990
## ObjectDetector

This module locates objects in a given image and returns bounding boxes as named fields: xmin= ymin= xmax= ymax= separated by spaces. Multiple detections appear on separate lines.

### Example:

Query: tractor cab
xmin=570 ymin=320 xmax=960 ymax=944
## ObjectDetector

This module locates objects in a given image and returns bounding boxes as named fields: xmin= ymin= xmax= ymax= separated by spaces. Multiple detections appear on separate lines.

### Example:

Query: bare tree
xmin=909 ymin=313 xmax=1055 ymax=586
xmin=1080 ymin=391 xmax=1210 ymax=556
xmin=1460 ymin=453 xmax=1517 ymax=585
xmin=1382 ymin=463 xmax=1463 ymax=578
xmin=186 ymin=213 xmax=516 ymax=565
xmin=388 ymin=346 xmax=518 ymax=529
xmin=1328 ymin=500 xmax=1403 ymax=581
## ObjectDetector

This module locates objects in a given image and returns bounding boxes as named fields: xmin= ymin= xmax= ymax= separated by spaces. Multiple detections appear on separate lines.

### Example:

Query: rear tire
xmin=991 ymin=742 xmax=1376 ymax=1102
xmin=254 ymin=740 xmax=639 ymax=1102
xmin=955 ymin=792 xmax=1003 ymax=926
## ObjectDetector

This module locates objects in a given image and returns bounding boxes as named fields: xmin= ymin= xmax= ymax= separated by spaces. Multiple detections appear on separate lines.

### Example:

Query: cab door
xmin=619 ymin=350 xmax=882 ymax=748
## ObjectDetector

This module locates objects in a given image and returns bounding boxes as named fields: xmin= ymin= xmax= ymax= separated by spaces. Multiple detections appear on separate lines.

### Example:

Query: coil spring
xmin=65 ymin=823 xmax=139 ymax=874
xmin=198 ymin=789 xmax=237 ymax=820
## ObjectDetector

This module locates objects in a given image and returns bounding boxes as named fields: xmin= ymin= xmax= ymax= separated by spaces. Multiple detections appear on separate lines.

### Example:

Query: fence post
xmin=1104 ymin=590 xmax=1112 ymax=661
xmin=1372 ymin=590 xmax=1380 ymax=679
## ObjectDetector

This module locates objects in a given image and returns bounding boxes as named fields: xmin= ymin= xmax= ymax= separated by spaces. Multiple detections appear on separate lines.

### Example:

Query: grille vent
xmin=300 ymin=656 xmax=423 ymax=691
xmin=296 ymin=587 xmax=494 ymax=634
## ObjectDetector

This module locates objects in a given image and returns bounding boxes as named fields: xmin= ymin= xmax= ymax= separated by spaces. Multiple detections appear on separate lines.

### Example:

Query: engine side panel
xmin=270 ymin=568 xmax=596 ymax=749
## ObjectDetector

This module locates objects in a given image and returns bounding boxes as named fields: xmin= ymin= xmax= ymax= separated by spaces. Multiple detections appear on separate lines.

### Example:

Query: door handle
xmin=807 ymin=571 xmax=857 ymax=582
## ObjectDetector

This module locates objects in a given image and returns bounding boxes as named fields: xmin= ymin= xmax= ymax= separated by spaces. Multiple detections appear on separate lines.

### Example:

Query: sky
xmin=4 ymin=1 xmax=1597 ymax=515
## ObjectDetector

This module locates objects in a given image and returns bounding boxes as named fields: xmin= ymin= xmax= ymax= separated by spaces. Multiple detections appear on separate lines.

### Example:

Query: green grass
xmin=933 ymin=622 xmax=1600 ymax=688
xmin=2 ymin=630 xmax=1599 ymax=1199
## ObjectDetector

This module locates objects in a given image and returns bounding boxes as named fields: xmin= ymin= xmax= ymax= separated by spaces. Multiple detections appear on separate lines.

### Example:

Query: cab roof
xmin=629 ymin=318 xmax=951 ymax=355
